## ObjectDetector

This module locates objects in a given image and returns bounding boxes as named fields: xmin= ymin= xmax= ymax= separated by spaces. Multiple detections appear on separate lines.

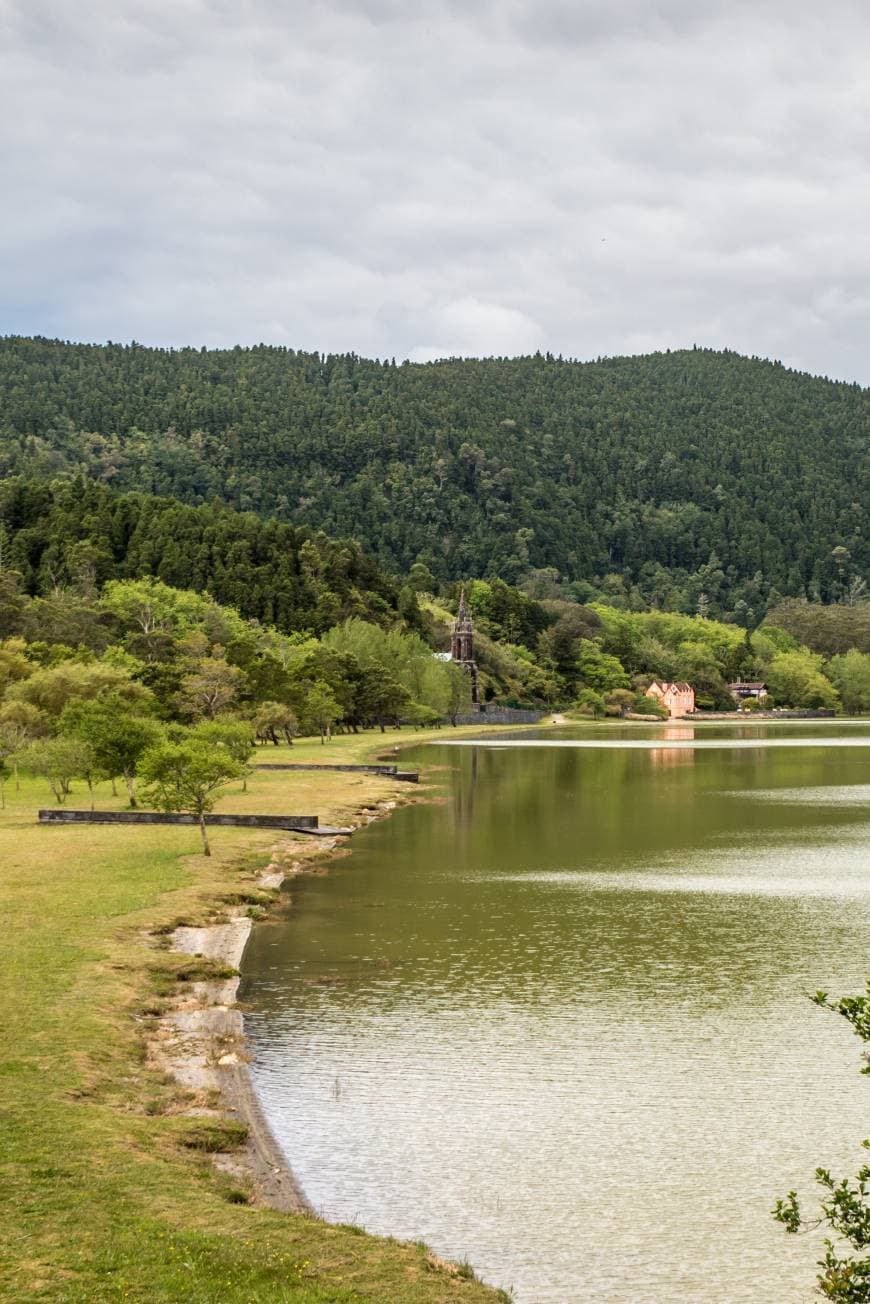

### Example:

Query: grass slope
xmin=0 ymin=729 xmax=507 ymax=1303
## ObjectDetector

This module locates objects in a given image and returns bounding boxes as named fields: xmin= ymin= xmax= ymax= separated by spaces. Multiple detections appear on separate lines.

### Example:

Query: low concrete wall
xmin=255 ymin=762 xmax=419 ymax=783
xmin=39 ymin=810 xmax=318 ymax=830
xmin=692 ymin=710 xmax=837 ymax=719
xmin=451 ymin=707 xmax=544 ymax=726
xmin=257 ymin=763 xmax=396 ymax=774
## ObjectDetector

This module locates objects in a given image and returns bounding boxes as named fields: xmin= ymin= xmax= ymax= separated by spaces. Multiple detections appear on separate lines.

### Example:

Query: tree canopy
xmin=0 ymin=338 xmax=866 ymax=619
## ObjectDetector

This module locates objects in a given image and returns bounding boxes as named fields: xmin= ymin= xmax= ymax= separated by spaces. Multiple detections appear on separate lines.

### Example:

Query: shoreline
xmin=148 ymin=714 xmax=866 ymax=1210
xmin=155 ymin=801 xmax=411 ymax=1216
xmin=152 ymin=721 xmax=559 ymax=1223
xmin=155 ymin=712 xmax=864 ymax=1218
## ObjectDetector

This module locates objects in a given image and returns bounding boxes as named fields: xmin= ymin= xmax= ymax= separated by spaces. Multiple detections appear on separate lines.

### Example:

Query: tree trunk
xmin=14 ymin=760 xmax=19 ymax=791
xmin=87 ymin=777 xmax=94 ymax=811
xmin=199 ymin=813 xmax=211 ymax=857
xmin=123 ymin=772 xmax=137 ymax=809
xmin=111 ymin=776 xmax=118 ymax=797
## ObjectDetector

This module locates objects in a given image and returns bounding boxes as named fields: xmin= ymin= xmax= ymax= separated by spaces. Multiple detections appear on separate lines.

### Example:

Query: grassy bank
xmin=0 ymin=726 xmax=510 ymax=1303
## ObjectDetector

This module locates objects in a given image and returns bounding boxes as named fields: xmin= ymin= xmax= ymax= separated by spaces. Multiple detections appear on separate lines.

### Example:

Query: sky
xmin=2 ymin=0 xmax=870 ymax=381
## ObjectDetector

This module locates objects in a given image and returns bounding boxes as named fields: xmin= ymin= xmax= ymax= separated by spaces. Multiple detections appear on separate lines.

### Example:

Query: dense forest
xmin=1 ymin=337 xmax=866 ymax=620
xmin=0 ymin=477 xmax=415 ymax=636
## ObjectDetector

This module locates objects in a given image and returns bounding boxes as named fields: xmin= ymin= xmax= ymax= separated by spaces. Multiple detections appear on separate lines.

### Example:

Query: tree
xmin=575 ymin=640 xmax=630 ymax=693
xmin=0 ymin=569 xmax=26 ymax=638
xmin=574 ymin=688 xmax=606 ymax=717
xmin=774 ymin=983 xmax=870 ymax=1300
xmin=0 ymin=724 xmax=19 ymax=807
xmin=351 ymin=667 xmax=410 ymax=731
xmin=60 ymin=700 xmax=164 ymax=808
xmin=444 ymin=662 xmax=473 ymax=725
xmin=766 ymin=602 xmax=870 ymax=657
xmin=766 ymin=650 xmax=840 ymax=711
xmin=604 ymin=688 xmax=635 ymax=717
xmin=250 ymin=701 xmax=299 ymax=746
xmin=828 ymin=651 xmax=870 ymax=715
xmin=175 ymin=656 xmax=246 ymax=719
xmin=138 ymin=740 xmax=244 ymax=856
xmin=0 ymin=637 xmax=32 ymax=694
xmin=0 ymin=699 xmax=50 ymax=788
xmin=15 ymin=736 xmax=94 ymax=804
xmin=631 ymin=692 xmax=668 ymax=718
xmin=408 ymin=561 xmax=438 ymax=593
xmin=191 ymin=718 xmax=255 ymax=790
xmin=6 ymin=660 xmax=152 ymax=718
xmin=301 ymin=681 xmax=341 ymax=743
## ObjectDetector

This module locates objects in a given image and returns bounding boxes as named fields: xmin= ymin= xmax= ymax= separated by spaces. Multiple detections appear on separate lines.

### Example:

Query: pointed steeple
xmin=450 ymin=583 xmax=479 ymax=704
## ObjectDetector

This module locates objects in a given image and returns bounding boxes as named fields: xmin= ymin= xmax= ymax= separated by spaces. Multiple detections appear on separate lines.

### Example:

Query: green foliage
xmin=575 ymin=639 xmax=631 ymax=692
xmin=574 ymin=688 xmax=607 ymax=717
xmin=774 ymin=984 xmax=870 ymax=1299
xmin=322 ymin=618 xmax=463 ymax=722
xmin=139 ymin=739 xmax=245 ymax=854
xmin=175 ymin=655 xmax=247 ymax=720
xmin=14 ymin=735 xmax=94 ymax=803
xmin=300 ymin=681 xmax=342 ymax=743
xmin=0 ymin=477 xmax=410 ymax=637
xmin=0 ymin=340 xmax=867 ymax=616
xmin=766 ymin=601 xmax=870 ymax=656
xmin=191 ymin=718 xmax=255 ymax=766
xmin=6 ymin=659 xmax=152 ymax=716
xmin=766 ymin=650 xmax=841 ymax=710
xmin=61 ymin=699 xmax=165 ymax=806
xmin=828 ymin=651 xmax=870 ymax=714
xmin=632 ymin=693 xmax=668 ymax=718
xmin=249 ymin=700 xmax=299 ymax=745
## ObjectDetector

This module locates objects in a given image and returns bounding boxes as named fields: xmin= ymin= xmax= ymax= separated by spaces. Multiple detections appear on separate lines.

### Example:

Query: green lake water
xmin=241 ymin=723 xmax=870 ymax=1302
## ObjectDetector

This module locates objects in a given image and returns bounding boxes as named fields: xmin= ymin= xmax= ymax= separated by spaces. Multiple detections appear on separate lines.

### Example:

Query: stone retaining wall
xmin=451 ymin=708 xmax=544 ymax=725
xmin=39 ymin=810 xmax=319 ymax=830
xmin=255 ymin=762 xmax=419 ymax=783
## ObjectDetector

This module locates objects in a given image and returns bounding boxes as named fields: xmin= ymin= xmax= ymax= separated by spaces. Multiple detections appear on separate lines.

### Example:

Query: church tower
xmin=450 ymin=586 xmax=479 ymax=704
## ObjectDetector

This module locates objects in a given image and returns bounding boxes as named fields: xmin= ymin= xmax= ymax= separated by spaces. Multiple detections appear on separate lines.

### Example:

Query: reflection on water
xmin=242 ymin=725 xmax=870 ymax=1303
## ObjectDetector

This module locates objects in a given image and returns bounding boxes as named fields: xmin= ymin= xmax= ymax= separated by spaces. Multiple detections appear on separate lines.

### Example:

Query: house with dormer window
xmin=645 ymin=681 xmax=695 ymax=718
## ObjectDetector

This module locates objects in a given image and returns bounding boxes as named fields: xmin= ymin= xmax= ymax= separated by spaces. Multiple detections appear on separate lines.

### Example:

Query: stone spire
xmin=451 ymin=585 xmax=479 ymax=704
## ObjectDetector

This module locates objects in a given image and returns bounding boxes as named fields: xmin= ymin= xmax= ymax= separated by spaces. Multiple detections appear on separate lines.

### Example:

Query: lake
xmin=241 ymin=722 xmax=870 ymax=1302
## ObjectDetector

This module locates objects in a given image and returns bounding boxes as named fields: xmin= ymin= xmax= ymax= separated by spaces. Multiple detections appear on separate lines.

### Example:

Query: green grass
xmin=0 ymin=728 xmax=510 ymax=1303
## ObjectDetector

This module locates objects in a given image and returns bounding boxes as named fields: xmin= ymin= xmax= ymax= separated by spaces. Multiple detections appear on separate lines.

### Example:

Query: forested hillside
xmin=0 ymin=337 xmax=867 ymax=619
xmin=0 ymin=477 xmax=412 ymax=636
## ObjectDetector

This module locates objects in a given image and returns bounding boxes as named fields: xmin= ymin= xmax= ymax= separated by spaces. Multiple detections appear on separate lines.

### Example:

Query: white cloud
xmin=409 ymin=298 xmax=544 ymax=361
xmin=2 ymin=0 xmax=870 ymax=379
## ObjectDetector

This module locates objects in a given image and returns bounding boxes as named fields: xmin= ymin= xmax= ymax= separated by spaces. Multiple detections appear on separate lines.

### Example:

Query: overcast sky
xmin=2 ymin=0 xmax=870 ymax=380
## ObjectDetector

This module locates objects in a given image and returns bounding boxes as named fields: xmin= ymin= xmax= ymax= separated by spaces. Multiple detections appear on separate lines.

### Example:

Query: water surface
xmin=242 ymin=723 xmax=870 ymax=1302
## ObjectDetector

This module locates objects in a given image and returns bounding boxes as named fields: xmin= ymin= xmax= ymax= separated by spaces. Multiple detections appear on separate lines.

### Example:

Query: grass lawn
xmin=0 ymin=727 xmax=509 ymax=1303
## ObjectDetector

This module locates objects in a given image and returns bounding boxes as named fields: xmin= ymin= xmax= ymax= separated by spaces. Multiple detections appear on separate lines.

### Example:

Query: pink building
xmin=645 ymin=681 xmax=696 ymax=718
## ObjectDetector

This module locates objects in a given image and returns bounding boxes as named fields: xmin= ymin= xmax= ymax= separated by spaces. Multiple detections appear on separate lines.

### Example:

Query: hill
xmin=0 ymin=337 xmax=867 ymax=619
xmin=0 ymin=477 xmax=412 ymax=637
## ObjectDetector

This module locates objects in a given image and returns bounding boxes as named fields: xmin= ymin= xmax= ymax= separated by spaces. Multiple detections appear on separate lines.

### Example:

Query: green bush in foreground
xmin=775 ymin=984 xmax=870 ymax=1300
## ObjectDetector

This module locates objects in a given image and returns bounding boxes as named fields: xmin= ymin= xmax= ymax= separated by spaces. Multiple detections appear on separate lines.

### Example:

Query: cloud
xmin=409 ymin=298 xmax=543 ymax=361
xmin=2 ymin=0 xmax=870 ymax=380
